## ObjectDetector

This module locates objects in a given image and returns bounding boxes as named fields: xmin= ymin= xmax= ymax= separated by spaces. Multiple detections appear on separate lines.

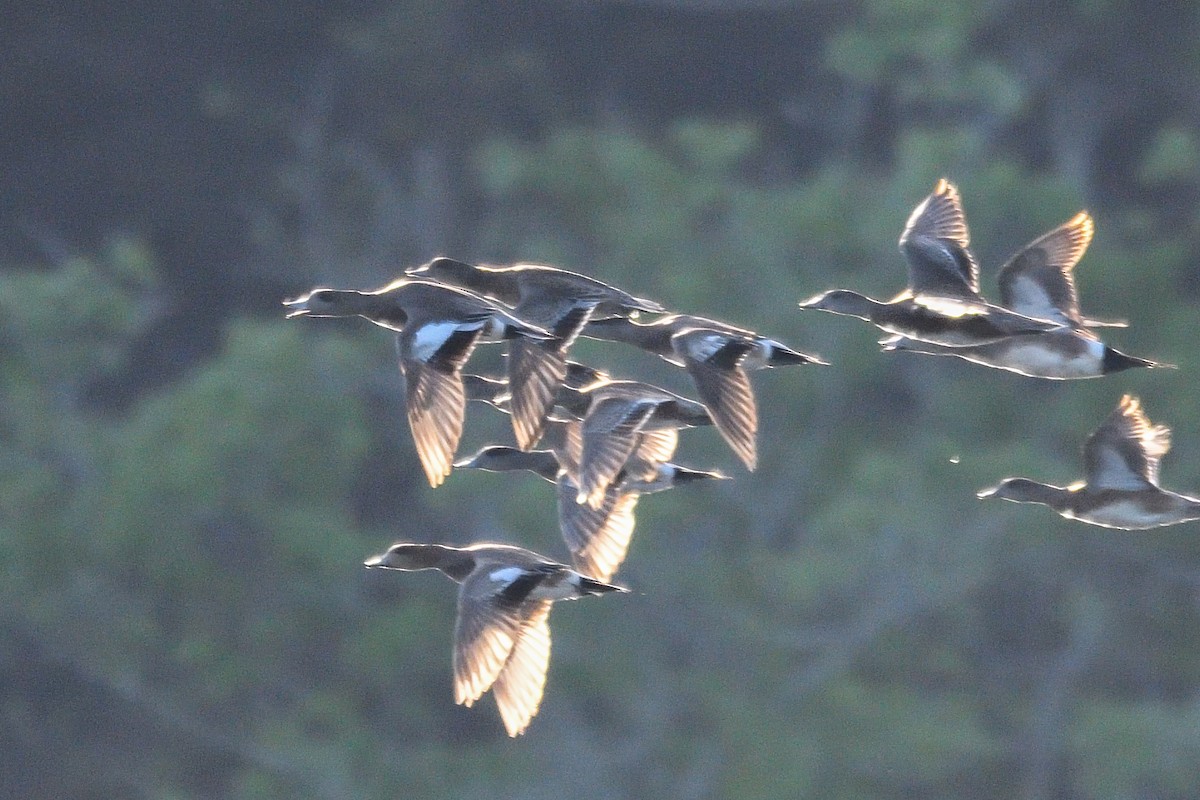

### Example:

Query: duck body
xmin=406 ymin=257 xmax=663 ymax=326
xmin=584 ymin=313 xmax=822 ymax=370
xmin=364 ymin=541 xmax=625 ymax=736
xmin=799 ymin=288 xmax=1063 ymax=347
xmin=880 ymin=328 xmax=1160 ymax=379
xmin=800 ymin=178 xmax=1068 ymax=348
xmin=284 ymin=278 xmax=545 ymax=338
xmin=978 ymin=395 xmax=1200 ymax=530
xmin=979 ymin=479 xmax=1200 ymax=530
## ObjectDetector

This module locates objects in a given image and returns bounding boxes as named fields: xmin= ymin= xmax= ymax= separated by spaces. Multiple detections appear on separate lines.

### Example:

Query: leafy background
xmin=4 ymin=2 xmax=1200 ymax=798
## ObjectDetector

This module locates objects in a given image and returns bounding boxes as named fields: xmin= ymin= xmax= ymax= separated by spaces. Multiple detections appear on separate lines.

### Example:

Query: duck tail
xmin=502 ymin=321 xmax=553 ymax=342
xmin=1102 ymin=347 xmax=1169 ymax=374
xmin=572 ymin=573 xmax=628 ymax=596
xmin=769 ymin=344 xmax=824 ymax=366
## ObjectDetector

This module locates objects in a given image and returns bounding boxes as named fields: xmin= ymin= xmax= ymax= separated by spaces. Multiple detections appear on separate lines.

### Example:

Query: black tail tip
xmin=1102 ymin=347 xmax=1162 ymax=374
xmin=579 ymin=576 xmax=629 ymax=594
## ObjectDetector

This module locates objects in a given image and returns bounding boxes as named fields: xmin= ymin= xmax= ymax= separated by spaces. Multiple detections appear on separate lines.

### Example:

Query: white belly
xmin=1070 ymin=499 xmax=1180 ymax=530
xmin=995 ymin=338 xmax=1105 ymax=379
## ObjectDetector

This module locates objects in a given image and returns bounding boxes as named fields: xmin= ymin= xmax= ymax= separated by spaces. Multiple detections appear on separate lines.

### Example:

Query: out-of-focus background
xmin=4 ymin=2 xmax=1200 ymax=798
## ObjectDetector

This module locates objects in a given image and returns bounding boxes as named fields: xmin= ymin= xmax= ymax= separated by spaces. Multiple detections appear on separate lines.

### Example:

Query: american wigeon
xmin=800 ymin=179 xmax=1066 ymax=346
xmin=556 ymin=378 xmax=718 ymax=506
xmin=406 ymin=257 xmax=664 ymax=451
xmin=455 ymin=444 xmax=726 ymax=581
xmin=584 ymin=314 xmax=825 ymax=471
xmin=284 ymin=279 xmax=551 ymax=487
xmin=364 ymin=541 xmax=626 ymax=736
xmin=881 ymin=212 xmax=1168 ymax=378
xmin=978 ymin=395 xmax=1200 ymax=529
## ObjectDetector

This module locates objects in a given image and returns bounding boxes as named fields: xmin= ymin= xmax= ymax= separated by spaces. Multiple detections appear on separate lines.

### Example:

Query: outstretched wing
xmin=1083 ymin=394 xmax=1171 ymax=489
xmin=998 ymin=211 xmax=1093 ymax=326
xmin=400 ymin=327 xmax=481 ymax=487
xmin=508 ymin=337 xmax=570 ymax=451
xmin=489 ymin=600 xmax=553 ymax=737
xmin=557 ymin=479 xmax=640 ymax=582
xmin=898 ymin=178 xmax=981 ymax=300
xmin=576 ymin=397 xmax=656 ymax=507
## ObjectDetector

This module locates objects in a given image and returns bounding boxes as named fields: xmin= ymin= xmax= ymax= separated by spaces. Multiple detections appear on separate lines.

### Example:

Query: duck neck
xmin=1004 ymin=479 xmax=1067 ymax=506
xmin=319 ymin=290 xmax=409 ymax=327
xmin=474 ymin=448 xmax=560 ymax=482
xmin=416 ymin=545 xmax=476 ymax=582
xmin=830 ymin=291 xmax=883 ymax=319
xmin=585 ymin=318 xmax=668 ymax=353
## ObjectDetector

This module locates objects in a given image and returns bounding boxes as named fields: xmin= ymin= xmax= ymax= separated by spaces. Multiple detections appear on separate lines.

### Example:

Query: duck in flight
xmin=583 ymin=313 xmax=825 ymax=471
xmin=284 ymin=278 xmax=550 ymax=487
xmin=364 ymin=541 xmax=626 ymax=736
xmin=800 ymin=178 xmax=1066 ymax=347
xmin=881 ymin=211 xmax=1169 ymax=378
xmin=978 ymin=395 xmax=1200 ymax=529
xmin=406 ymin=257 xmax=663 ymax=452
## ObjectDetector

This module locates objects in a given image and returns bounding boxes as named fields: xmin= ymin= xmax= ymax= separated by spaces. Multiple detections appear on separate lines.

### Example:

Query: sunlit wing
xmin=998 ymin=212 xmax=1093 ymax=325
xmin=898 ymin=178 xmax=981 ymax=300
xmin=1083 ymin=394 xmax=1171 ymax=489
xmin=508 ymin=337 xmax=569 ymax=451
xmin=489 ymin=600 xmax=553 ymax=737
xmin=577 ymin=398 xmax=656 ymax=507
xmin=452 ymin=585 xmax=525 ymax=708
xmin=685 ymin=360 xmax=758 ymax=470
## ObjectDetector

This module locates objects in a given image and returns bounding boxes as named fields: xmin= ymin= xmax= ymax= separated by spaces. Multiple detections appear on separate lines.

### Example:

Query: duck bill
xmin=797 ymin=293 xmax=828 ymax=310
xmin=676 ymin=466 xmax=731 ymax=484
xmin=282 ymin=295 xmax=311 ymax=318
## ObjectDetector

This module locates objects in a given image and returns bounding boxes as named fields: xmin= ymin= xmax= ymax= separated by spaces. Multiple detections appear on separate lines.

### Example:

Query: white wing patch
xmin=688 ymin=332 xmax=730 ymax=362
xmin=1005 ymin=275 xmax=1058 ymax=321
xmin=411 ymin=321 xmax=463 ymax=360
xmin=488 ymin=566 xmax=526 ymax=586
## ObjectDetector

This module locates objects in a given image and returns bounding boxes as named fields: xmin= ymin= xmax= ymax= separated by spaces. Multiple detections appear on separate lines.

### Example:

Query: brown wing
xmin=489 ymin=600 xmax=553 ymax=737
xmin=1083 ymin=394 xmax=1172 ymax=489
xmin=508 ymin=337 xmax=569 ymax=451
xmin=556 ymin=480 xmax=639 ymax=582
xmin=622 ymin=428 xmax=680 ymax=481
xmin=400 ymin=325 xmax=482 ymax=487
xmin=898 ymin=178 xmax=981 ymax=300
xmin=554 ymin=420 xmax=585 ymax=478
xmin=684 ymin=361 xmax=758 ymax=471
xmin=452 ymin=583 xmax=525 ymax=708
xmin=997 ymin=212 xmax=1094 ymax=326
xmin=577 ymin=398 xmax=656 ymax=507
xmin=403 ymin=359 xmax=467 ymax=487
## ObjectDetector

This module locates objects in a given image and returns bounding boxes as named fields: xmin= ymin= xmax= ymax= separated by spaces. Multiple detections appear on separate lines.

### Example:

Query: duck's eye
xmin=313 ymin=290 xmax=338 ymax=302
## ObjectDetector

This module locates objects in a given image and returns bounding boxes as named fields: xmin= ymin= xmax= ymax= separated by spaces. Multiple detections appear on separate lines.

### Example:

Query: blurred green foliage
xmin=4 ymin=2 xmax=1200 ymax=799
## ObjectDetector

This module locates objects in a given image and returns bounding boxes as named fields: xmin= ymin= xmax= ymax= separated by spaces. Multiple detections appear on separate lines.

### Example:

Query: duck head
xmin=798 ymin=289 xmax=876 ymax=317
xmin=405 ymin=257 xmax=478 ymax=282
xmin=283 ymin=288 xmax=370 ymax=318
xmin=364 ymin=542 xmax=453 ymax=571
xmin=976 ymin=478 xmax=1058 ymax=504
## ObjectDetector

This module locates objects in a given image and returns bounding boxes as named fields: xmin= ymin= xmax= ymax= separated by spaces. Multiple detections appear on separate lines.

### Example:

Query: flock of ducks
xmin=285 ymin=178 xmax=1200 ymax=736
